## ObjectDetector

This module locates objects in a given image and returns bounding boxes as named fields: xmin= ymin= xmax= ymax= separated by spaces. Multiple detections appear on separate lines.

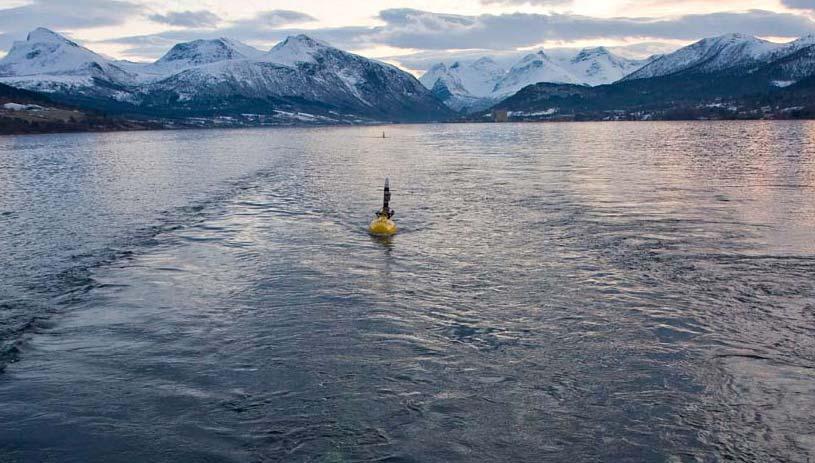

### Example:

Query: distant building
xmin=492 ymin=109 xmax=508 ymax=122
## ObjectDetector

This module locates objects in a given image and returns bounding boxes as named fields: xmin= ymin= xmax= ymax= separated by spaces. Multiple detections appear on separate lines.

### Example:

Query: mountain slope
xmin=0 ymin=82 xmax=154 ymax=134
xmin=0 ymin=28 xmax=136 ymax=93
xmin=623 ymin=33 xmax=780 ymax=81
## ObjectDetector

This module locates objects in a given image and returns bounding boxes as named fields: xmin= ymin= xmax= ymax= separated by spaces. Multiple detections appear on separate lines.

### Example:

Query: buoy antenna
xmin=383 ymin=178 xmax=391 ymax=211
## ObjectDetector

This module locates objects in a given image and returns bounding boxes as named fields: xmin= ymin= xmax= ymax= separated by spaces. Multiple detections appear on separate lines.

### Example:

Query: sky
xmin=1 ymin=0 xmax=815 ymax=74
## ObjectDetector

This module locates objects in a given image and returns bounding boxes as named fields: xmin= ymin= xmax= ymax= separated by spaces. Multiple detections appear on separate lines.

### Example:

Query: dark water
xmin=1 ymin=122 xmax=814 ymax=462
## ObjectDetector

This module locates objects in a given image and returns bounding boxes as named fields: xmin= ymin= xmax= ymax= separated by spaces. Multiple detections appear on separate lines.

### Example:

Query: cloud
xmin=99 ymin=7 xmax=815 ymax=61
xmin=0 ymin=0 xmax=140 ymax=31
xmin=781 ymin=0 xmax=815 ymax=9
xmin=252 ymin=10 xmax=316 ymax=26
xmin=383 ymin=41 xmax=679 ymax=74
xmin=228 ymin=10 xmax=317 ymax=32
xmin=96 ymin=9 xmax=321 ymax=59
xmin=480 ymin=0 xmax=571 ymax=5
xmin=360 ymin=8 xmax=815 ymax=50
xmin=148 ymin=10 xmax=220 ymax=28
xmin=0 ymin=0 xmax=141 ymax=52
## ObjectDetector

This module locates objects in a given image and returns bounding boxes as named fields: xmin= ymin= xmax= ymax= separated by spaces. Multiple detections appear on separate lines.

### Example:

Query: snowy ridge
xmin=418 ymin=61 xmax=500 ymax=112
xmin=624 ymin=33 xmax=780 ymax=80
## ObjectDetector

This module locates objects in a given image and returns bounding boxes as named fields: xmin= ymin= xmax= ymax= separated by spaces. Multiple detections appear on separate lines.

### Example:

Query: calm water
xmin=1 ymin=122 xmax=814 ymax=462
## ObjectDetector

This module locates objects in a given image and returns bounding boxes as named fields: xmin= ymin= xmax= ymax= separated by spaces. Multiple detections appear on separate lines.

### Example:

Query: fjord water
xmin=1 ymin=122 xmax=814 ymax=462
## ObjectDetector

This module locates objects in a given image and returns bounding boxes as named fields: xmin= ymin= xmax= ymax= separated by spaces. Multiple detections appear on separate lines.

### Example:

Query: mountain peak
xmin=280 ymin=34 xmax=328 ymax=49
xmin=26 ymin=28 xmax=76 ymax=46
xmin=267 ymin=34 xmax=333 ymax=66
xmin=515 ymin=51 xmax=550 ymax=69
xmin=580 ymin=46 xmax=609 ymax=55
xmin=697 ymin=33 xmax=768 ymax=50
xmin=473 ymin=57 xmax=496 ymax=65
xmin=156 ymin=37 xmax=261 ymax=68
xmin=712 ymin=32 xmax=754 ymax=42
xmin=572 ymin=47 xmax=612 ymax=63
xmin=1 ymin=27 xmax=133 ymax=83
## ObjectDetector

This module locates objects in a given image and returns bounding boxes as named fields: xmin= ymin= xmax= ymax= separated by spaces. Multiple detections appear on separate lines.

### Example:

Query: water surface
xmin=1 ymin=122 xmax=814 ymax=462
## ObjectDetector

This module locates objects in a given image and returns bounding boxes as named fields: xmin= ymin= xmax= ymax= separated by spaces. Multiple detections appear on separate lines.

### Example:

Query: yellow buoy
xmin=368 ymin=178 xmax=397 ymax=236
xmin=368 ymin=216 xmax=398 ymax=236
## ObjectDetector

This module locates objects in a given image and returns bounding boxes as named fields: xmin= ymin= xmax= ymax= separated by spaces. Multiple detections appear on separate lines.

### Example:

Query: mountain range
xmin=2 ymin=28 xmax=815 ymax=129
xmin=419 ymin=48 xmax=653 ymax=112
xmin=0 ymin=28 xmax=452 ymax=124
xmin=483 ymin=33 xmax=815 ymax=121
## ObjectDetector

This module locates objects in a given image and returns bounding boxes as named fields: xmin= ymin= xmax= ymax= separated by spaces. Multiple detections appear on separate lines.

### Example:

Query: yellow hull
xmin=368 ymin=217 xmax=398 ymax=236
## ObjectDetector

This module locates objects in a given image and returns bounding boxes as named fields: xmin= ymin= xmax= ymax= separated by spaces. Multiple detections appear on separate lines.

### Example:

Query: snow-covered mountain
xmin=419 ymin=58 xmax=505 ymax=97
xmin=0 ymin=29 xmax=451 ymax=122
xmin=762 ymin=41 xmax=815 ymax=86
xmin=567 ymin=47 xmax=650 ymax=86
xmin=420 ymin=47 xmax=649 ymax=112
xmin=418 ymin=58 xmax=505 ymax=111
xmin=619 ymin=33 xmax=815 ymax=90
xmin=425 ymin=70 xmax=484 ymax=112
xmin=492 ymin=51 xmax=577 ymax=98
xmin=422 ymin=34 xmax=815 ymax=112
xmin=418 ymin=60 xmax=499 ymax=111
xmin=146 ymin=38 xmax=265 ymax=75
xmin=482 ymin=33 xmax=815 ymax=121
xmin=137 ymin=34 xmax=451 ymax=120
xmin=0 ymin=27 xmax=137 ymax=93
xmin=623 ymin=33 xmax=782 ymax=81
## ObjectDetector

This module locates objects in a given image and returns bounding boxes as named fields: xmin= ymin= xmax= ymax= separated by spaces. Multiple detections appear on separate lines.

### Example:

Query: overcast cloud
xmin=782 ymin=0 xmax=815 ymax=9
xmin=148 ymin=10 xmax=221 ymax=28
xmin=100 ymin=8 xmax=815 ymax=58
xmin=1 ymin=0 xmax=814 ymax=73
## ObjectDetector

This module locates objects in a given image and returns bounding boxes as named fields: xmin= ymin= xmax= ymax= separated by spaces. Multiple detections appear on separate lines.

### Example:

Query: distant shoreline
xmin=5 ymin=116 xmax=815 ymax=137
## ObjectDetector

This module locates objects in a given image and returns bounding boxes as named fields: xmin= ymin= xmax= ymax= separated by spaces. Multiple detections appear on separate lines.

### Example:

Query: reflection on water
xmin=1 ymin=121 xmax=814 ymax=462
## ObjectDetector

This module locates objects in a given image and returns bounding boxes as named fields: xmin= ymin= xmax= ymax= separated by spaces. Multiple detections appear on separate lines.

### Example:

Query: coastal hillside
xmin=0 ymin=83 xmax=154 ymax=134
